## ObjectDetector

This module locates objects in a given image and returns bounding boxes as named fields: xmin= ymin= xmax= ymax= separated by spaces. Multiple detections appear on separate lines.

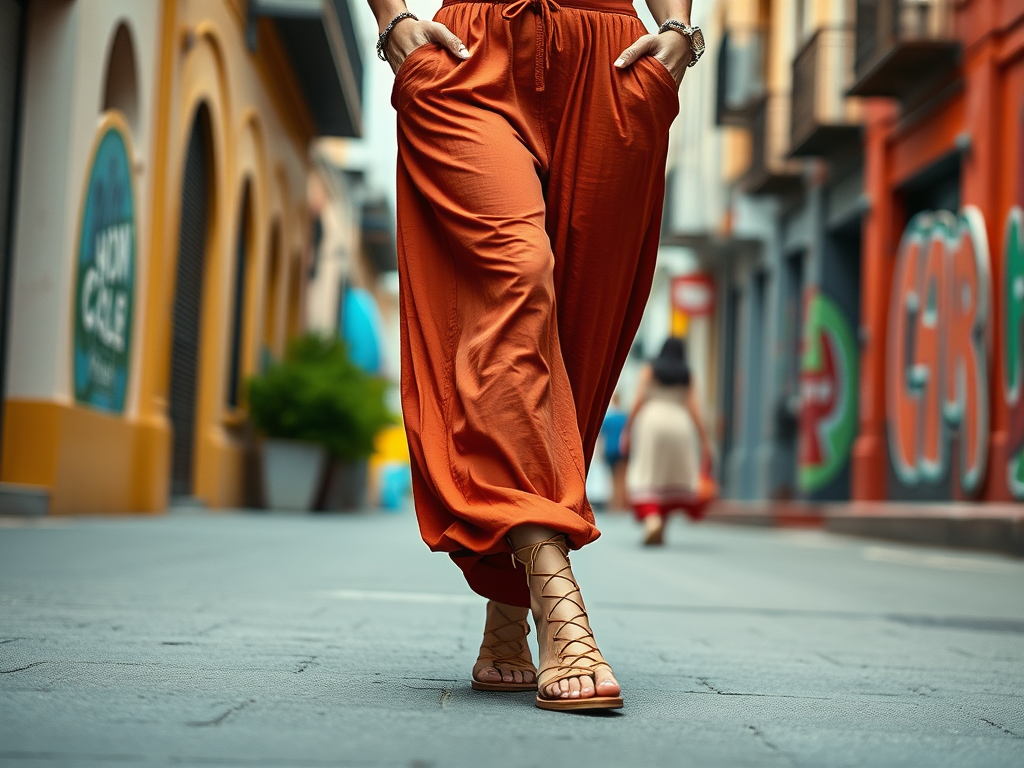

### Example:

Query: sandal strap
xmin=476 ymin=603 xmax=534 ymax=670
xmin=512 ymin=535 xmax=610 ymax=691
xmin=537 ymin=660 xmax=612 ymax=689
xmin=511 ymin=535 xmax=569 ymax=579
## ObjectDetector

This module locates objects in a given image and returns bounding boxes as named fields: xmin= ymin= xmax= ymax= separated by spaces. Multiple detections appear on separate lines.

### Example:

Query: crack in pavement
xmin=981 ymin=718 xmax=1023 ymax=738
xmin=196 ymin=622 xmax=225 ymax=637
xmin=692 ymin=679 xmax=829 ymax=700
xmin=686 ymin=689 xmax=830 ymax=700
xmin=746 ymin=725 xmax=780 ymax=751
xmin=697 ymin=677 xmax=724 ymax=694
xmin=295 ymin=656 xmax=316 ymax=674
xmin=188 ymin=699 xmax=256 ymax=727
xmin=746 ymin=725 xmax=796 ymax=766
xmin=439 ymin=688 xmax=452 ymax=708
xmin=0 ymin=661 xmax=47 ymax=674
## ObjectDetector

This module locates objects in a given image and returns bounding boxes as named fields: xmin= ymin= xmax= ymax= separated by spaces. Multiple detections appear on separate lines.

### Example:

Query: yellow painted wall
xmin=2 ymin=0 xmax=314 ymax=513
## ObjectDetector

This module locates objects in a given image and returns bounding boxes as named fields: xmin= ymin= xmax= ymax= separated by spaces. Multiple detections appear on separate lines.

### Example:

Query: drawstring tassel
xmin=502 ymin=0 xmax=561 ymax=92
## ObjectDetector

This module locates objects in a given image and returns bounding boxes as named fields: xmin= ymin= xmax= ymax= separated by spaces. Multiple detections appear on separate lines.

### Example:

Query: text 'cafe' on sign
xmin=73 ymin=114 xmax=136 ymax=414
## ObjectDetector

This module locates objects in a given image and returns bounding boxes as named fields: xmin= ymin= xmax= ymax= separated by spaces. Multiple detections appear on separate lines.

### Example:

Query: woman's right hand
xmin=619 ymin=430 xmax=631 ymax=458
xmin=385 ymin=18 xmax=470 ymax=74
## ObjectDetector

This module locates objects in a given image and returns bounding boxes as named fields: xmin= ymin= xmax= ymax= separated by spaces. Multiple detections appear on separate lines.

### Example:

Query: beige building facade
xmin=0 ymin=0 xmax=362 ymax=513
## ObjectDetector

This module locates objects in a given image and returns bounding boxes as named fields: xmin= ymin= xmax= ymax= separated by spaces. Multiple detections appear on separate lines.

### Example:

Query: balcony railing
xmin=715 ymin=26 xmax=766 ymax=127
xmin=790 ymin=27 xmax=863 ymax=157
xmin=742 ymin=94 xmax=803 ymax=196
xmin=850 ymin=0 xmax=960 ymax=100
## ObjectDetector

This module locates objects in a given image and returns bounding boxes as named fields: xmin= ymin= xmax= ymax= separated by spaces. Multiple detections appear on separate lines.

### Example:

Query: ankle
xmin=508 ymin=524 xmax=563 ymax=553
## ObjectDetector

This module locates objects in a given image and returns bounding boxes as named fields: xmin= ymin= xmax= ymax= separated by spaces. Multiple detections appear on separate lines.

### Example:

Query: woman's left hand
xmin=614 ymin=31 xmax=693 ymax=88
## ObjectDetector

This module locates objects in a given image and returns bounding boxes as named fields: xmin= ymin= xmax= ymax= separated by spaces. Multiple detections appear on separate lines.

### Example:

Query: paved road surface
xmin=1 ymin=510 xmax=1022 ymax=767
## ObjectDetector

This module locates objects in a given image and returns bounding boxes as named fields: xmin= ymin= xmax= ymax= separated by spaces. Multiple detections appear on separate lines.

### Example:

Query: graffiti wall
xmin=1005 ymin=208 xmax=1024 ymax=499
xmin=885 ymin=208 xmax=993 ymax=500
xmin=798 ymin=289 xmax=858 ymax=497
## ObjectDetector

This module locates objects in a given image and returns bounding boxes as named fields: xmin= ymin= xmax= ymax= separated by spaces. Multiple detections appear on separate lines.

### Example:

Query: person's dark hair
xmin=650 ymin=337 xmax=691 ymax=386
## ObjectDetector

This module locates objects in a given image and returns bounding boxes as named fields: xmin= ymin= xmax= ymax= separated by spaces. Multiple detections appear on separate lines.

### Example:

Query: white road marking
xmin=325 ymin=589 xmax=478 ymax=604
xmin=0 ymin=517 xmax=72 ymax=528
xmin=862 ymin=546 xmax=1020 ymax=574
xmin=777 ymin=531 xmax=853 ymax=549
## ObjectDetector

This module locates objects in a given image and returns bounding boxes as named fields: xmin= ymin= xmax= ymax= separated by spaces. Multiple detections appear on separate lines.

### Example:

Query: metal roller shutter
xmin=169 ymin=110 xmax=211 ymax=497
xmin=0 ymin=0 xmax=20 ymax=262
xmin=0 ymin=0 xmax=24 ymax=453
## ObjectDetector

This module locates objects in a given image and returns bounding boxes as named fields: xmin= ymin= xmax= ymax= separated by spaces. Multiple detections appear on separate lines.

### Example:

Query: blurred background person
xmin=599 ymin=393 xmax=630 ymax=511
xmin=622 ymin=337 xmax=713 ymax=546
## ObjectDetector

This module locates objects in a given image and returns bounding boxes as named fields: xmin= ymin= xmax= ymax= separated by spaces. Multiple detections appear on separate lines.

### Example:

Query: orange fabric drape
xmin=394 ymin=0 xmax=678 ymax=606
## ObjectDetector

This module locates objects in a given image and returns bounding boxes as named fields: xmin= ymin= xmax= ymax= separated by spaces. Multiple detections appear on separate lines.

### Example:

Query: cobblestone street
xmin=1 ymin=510 xmax=1022 ymax=767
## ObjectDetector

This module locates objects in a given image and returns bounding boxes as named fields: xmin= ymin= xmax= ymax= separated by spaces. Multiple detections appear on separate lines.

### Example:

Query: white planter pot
xmin=318 ymin=459 xmax=369 ymax=511
xmin=261 ymin=439 xmax=326 ymax=511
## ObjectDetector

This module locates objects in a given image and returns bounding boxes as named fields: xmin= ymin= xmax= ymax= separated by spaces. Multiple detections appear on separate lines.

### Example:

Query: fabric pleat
xmin=394 ymin=0 xmax=678 ymax=606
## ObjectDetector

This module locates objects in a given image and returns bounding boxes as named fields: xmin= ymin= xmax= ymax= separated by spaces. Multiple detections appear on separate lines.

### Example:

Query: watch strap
xmin=658 ymin=20 xmax=705 ymax=68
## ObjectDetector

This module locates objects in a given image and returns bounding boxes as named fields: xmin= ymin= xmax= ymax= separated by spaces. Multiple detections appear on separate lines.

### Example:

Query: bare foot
xmin=510 ymin=526 xmax=621 ymax=702
xmin=643 ymin=514 xmax=665 ymax=546
xmin=472 ymin=600 xmax=537 ymax=686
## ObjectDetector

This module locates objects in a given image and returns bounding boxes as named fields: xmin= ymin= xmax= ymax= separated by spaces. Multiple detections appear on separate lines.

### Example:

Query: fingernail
xmin=613 ymin=58 xmax=625 ymax=67
xmin=459 ymin=46 xmax=470 ymax=58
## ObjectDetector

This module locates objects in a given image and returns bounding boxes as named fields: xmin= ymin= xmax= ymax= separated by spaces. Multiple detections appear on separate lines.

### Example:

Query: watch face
xmin=691 ymin=28 xmax=706 ymax=54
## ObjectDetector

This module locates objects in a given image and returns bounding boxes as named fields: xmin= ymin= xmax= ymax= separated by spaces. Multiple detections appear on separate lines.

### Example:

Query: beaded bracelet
xmin=376 ymin=12 xmax=418 ymax=63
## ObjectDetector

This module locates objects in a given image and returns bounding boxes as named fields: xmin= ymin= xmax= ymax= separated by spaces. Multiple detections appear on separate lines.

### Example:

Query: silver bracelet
xmin=376 ymin=12 xmax=418 ymax=63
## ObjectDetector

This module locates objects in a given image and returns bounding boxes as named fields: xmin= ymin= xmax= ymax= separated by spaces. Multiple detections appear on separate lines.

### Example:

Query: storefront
xmin=0 ymin=0 xmax=362 ymax=513
xmin=0 ymin=0 xmax=26 ymax=469
xmin=852 ymin=0 xmax=1023 ymax=503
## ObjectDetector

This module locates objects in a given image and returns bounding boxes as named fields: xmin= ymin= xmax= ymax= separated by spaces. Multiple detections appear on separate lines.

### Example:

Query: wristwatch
xmin=658 ymin=20 xmax=705 ymax=67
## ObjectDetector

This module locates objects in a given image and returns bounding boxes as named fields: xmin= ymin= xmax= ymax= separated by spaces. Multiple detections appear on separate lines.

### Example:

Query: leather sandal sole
xmin=535 ymin=695 xmax=624 ymax=711
xmin=471 ymin=679 xmax=538 ymax=692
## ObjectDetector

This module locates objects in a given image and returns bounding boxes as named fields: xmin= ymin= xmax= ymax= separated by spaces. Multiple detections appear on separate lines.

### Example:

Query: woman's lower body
xmin=393 ymin=0 xmax=676 ymax=707
xmin=607 ymin=456 xmax=629 ymax=511
xmin=627 ymin=397 xmax=702 ymax=545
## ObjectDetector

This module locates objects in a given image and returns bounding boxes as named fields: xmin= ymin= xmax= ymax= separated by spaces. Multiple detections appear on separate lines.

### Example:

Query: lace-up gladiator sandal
xmin=471 ymin=603 xmax=538 ymax=692
xmin=513 ymin=536 xmax=624 ymax=711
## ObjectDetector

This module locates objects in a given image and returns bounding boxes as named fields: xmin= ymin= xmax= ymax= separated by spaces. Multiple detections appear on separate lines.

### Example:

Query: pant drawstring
xmin=501 ymin=0 xmax=560 ymax=92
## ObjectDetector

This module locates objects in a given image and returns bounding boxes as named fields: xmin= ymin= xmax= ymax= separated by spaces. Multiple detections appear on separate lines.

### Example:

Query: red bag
xmin=680 ymin=454 xmax=718 ymax=522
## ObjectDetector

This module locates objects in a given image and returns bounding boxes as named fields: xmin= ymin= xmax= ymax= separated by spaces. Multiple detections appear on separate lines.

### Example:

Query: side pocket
xmin=636 ymin=55 xmax=679 ymax=101
xmin=391 ymin=43 xmax=444 ymax=108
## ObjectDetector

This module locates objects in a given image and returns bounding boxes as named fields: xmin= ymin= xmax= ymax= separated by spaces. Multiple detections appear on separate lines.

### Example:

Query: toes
xmin=579 ymin=674 xmax=595 ymax=698
xmin=477 ymin=666 xmax=502 ymax=682
xmin=567 ymin=676 xmax=581 ymax=698
xmin=511 ymin=669 xmax=523 ymax=684
xmin=523 ymin=669 xmax=535 ymax=683
xmin=594 ymin=668 xmax=621 ymax=697
xmin=539 ymin=675 xmax=601 ymax=699
xmin=501 ymin=668 xmax=514 ymax=683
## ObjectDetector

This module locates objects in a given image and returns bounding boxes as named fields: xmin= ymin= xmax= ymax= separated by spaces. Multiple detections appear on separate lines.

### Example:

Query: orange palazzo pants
xmin=393 ymin=0 xmax=678 ymax=607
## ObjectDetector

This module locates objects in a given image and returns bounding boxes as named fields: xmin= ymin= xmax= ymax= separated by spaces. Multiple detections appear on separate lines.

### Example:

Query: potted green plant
xmin=247 ymin=333 xmax=393 ymax=511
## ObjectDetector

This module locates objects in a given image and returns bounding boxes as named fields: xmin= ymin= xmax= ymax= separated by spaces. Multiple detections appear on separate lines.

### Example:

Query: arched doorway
xmin=101 ymin=23 xmax=140 ymax=140
xmin=226 ymin=180 xmax=252 ymax=409
xmin=168 ymin=106 xmax=213 ymax=498
xmin=261 ymin=220 xmax=281 ymax=367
